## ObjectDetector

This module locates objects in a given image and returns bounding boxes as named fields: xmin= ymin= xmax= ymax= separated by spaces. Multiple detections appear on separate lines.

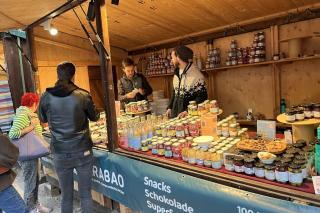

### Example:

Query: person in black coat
xmin=118 ymin=58 xmax=153 ymax=107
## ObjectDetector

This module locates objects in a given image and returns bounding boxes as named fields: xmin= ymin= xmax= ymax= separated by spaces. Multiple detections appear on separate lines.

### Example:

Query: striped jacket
xmin=8 ymin=106 xmax=42 ymax=139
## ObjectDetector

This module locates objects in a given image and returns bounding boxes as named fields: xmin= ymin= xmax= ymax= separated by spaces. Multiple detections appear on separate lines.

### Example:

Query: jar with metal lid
xmin=161 ymin=125 xmax=167 ymax=137
xmin=189 ymin=101 xmax=197 ymax=106
xmin=244 ymin=158 xmax=255 ymax=175
xmin=172 ymin=142 xmax=182 ymax=160
xmin=234 ymin=156 xmax=244 ymax=173
xmin=157 ymin=141 xmax=165 ymax=156
xmin=217 ymin=123 xmax=222 ymax=136
xmin=185 ymin=137 xmax=193 ymax=147
xmin=285 ymin=110 xmax=296 ymax=122
xmin=164 ymin=142 xmax=173 ymax=158
xmin=211 ymin=152 xmax=222 ymax=169
xmin=294 ymin=140 xmax=307 ymax=148
xmin=189 ymin=121 xmax=200 ymax=137
xmin=195 ymin=148 xmax=206 ymax=166
xmin=313 ymin=104 xmax=320 ymax=118
xmin=255 ymin=46 xmax=266 ymax=55
xmin=155 ymin=125 xmax=162 ymax=137
xmin=222 ymin=123 xmax=229 ymax=137
xmin=295 ymin=109 xmax=305 ymax=121
xmin=203 ymin=151 xmax=212 ymax=167
xmin=283 ymin=153 xmax=294 ymax=159
xmin=258 ymin=31 xmax=265 ymax=40
xmin=147 ymin=139 xmax=153 ymax=150
xmin=254 ymin=162 xmax=265 ymax=178
xmin=224 ymin=155 xmax=234 ymax=171
xmin=288 ymin=164 xmax=303 ymax=186
xmin=175 ymin=123 xmax=185 ymax=138
xmin=141 ymin=140 xmax=149 ymax=152
xmin=229 ymin=124 xmax=238 ymax=137
xmin=182 ymin=121 xmax=190 ymax=137
xmin=187 ymin=105 xmax=194 ymax=116
xmin=252 ymin=39 xmax=258 ymax=48
xmin=250 ymin=47 xmax=256 ymax=56
xmin=168 ymin=124 xmax=176 ymax=138
xmin=257 ymin=40 xmax=265 ymax=47
xmin=286 ymin=148 xmax=299 ymax=155
xmin=275 ymin=162 xmax=289 ymax=183
xmin=304 ymin=104 xmax=314 ymax=118
xmin=178 ymin=139 xmax=187 ymax=148
xmin=197 ymin=104 xmax=206 ymax=115
xmin=264 ymin=164 xmax=276 ymax=181
xmin=181 ymin=147 xmax=189 ymax=161
xmin=151 ymin=142 xmax=158 ymax=155
xmin=188 ymin=147 xmax=198 ymax=164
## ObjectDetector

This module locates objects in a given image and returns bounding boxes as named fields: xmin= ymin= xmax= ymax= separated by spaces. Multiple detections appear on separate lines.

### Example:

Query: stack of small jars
xmin=125 ymin=100 xmax=149 ymax=113
xmin=187 ymin=100 xmax=220 ymax=116
xmin=145 ymin=52 xmax=175 ymax=76
xmin=249 ymin=31 xmax=266 ymax=63
xmin=224 ymin=139 xmax=315 ymax=187
xmin=205 ymin=48 xmax=221 ymax=69
xmin=217 ymin=115 xmax=246 ymax=138
xmin=285 ymin=103 xmax=320 ymax=122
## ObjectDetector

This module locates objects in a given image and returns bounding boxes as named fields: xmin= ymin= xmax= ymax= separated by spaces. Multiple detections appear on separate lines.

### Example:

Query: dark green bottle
xmin=280 ymin=98 xmax=286 ymax=114
xmin=315 ymin=126 xmax=320 ymax=175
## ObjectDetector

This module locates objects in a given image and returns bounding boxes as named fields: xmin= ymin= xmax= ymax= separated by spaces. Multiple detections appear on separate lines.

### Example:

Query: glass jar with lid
xmin=230 ymin=40 xmax=237 ymax=49
xmin=164 ymin=142 xmax=173 ymax=158
xmin=222 ymin=123 xmax=230 ymax=137
xmin=188 ymin=147 xmax=198 ymax=164
xmin=285 ymin=110 xmax=296 ymax=122
xmin=264 ymin=164 xmax=276 ymax=181
xmin=304 ymin=104 xmax=313 ymax=118
xmin=254 ymin=162 xmax=265 ymax=178
xmin=275 ymin=162 xmax=289 ymax=183
xmin=196 ymin=148 xmax=206 ymax=166
xmin=295 ymin=109 xmax=305 ymax=121
xmin=151 ymin=142 xmax=158 ymax=155
xmin=203 ymin=151 xmax=212 ymax=168
xmin=183 ymin=121 xmax=190 ymax=137
xmin=225 ymin=155 xmax=234 ymax=171
xmin=234 ymin=156 xmax=244 ymax=173
xmin=189 ymin=121 xmax=200 ymax=137
xmin=229 ymin=124 xmax=238 ymax=137
xmin=211 ymin=152 xmax=222 ymax=169
xmin=181 ymin=147 xmax=189 ymax=162
xmin=157 ymin=141 xmax=165 ymax=156
xmin=313 ymin=104 xmax=320 ymax=118
xmin=288 ymin=164 xmax=303 ymax=186
xmin=175 ymin=123 xmax=185 ymax=138
xmin=172 ymin=143 xmax=182 ymax=160
xmin=244 ymin=158 xmax=255 ymax=175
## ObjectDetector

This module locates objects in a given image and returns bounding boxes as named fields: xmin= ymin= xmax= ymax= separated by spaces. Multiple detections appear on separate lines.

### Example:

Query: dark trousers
xmin=53 ymin=150 xmax=93 ymax=213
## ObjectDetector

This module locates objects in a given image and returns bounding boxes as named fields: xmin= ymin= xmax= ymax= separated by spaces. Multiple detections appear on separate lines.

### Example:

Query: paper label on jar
xmin=176 ymin=130 xmax=185 ymax=138
xmin=255 ymin=169 xmax=265 ymax=178
xmin=244 ymin=167 xmax=255 ymax=175
xmin=265 ymin=171 xmax=276 ymax=181
xmin=289 ymin=172 xmax=303 ymax=184
xmin=305 ymin=111 xmax=313 ymax=118
xmin=313 ymin=111 xmax=320 ymax=118
xmin=235 ymin=165 xmax=244 ymax=173
xmin=225 ymin=164 xmax=235 ymax=171
xmin=286 ymin=115 xmax=295 ymax=122
xmin=275 ymin=171 xmax=289 ymax=183
xmin=204 ymin=160 xmax=212 ymax=167
xmin=196 ymin=159 xmax=204 ymax=166
xmin=164 ymin=150 xmax=173 ymax=158
xmin=212 ymin=161 xmax=222 ymax=169
xmin=151 ymin=149 xmax=158 ymax=155
xmin=296 ymin=114 xmax=305 ymax=120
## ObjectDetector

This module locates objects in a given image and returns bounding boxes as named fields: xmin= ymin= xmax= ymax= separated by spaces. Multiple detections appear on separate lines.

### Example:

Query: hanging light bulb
xmin=49 ymin=27 xmax=58 ymax=36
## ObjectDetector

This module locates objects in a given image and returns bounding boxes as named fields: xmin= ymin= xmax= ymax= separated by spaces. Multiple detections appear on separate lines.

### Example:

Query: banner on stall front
xmin=89 ymin=150 xmax=319 ymax=213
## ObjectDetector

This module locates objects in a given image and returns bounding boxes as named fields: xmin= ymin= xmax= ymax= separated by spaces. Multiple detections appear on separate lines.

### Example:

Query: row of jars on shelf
xmin=145 ymin=67 xmax=175 ymax=76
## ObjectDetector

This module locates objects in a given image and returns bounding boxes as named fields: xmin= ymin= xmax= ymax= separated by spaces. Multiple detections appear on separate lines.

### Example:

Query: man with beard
xmin=166 ymin=45 xmax=208 ymax=118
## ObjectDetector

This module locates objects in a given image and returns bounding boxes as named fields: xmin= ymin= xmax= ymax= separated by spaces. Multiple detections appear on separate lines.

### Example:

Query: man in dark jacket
xmin=38 ymin=62 xmax=100 ymax=213
xmin=118 ymin=58 xmax=153 ymax=107
xmin=0 ymin=134 xmax=29 ymax=213
xmin=166 ymin=45 xmax=208 ymax=118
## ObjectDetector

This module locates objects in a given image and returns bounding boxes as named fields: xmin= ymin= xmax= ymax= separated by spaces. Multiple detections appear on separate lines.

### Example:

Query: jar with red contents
xmin=172 ymin=143 xmax=182 ymax=159
xmin=175 ymin=123 xmax=185 ymax=138
xmin=179 ymin=139 xmax=187 ymax=148
xmin=183 ymin=121 xmax=189 ymax=137
xmin=185 ymin=137 xmax=194 ymax=147
xmin=189 ymin=121 xmax=200 ymax=137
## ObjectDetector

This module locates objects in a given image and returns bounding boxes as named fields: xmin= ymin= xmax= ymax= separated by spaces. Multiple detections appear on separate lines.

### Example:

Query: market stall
xmin=2 ymin=0 xmax=320 ymax=213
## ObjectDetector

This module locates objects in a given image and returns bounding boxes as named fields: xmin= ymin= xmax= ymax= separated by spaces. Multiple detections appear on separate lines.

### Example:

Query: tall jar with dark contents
xmin=234 ymin=156 xmax=244 ymax=173
xmin=275 ymin=162 xmax=289 ymax=183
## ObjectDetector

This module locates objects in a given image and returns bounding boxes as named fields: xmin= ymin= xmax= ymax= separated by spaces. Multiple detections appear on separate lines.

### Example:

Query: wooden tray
xmin=236 ymin=139 xmax=287 ymax=154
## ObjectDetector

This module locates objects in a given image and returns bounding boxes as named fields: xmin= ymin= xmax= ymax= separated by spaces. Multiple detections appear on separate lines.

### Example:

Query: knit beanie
xmin=174 ymin=45 xmax=193 ymax=63
xmin=57 ymin=62 xmax=75 ymax=81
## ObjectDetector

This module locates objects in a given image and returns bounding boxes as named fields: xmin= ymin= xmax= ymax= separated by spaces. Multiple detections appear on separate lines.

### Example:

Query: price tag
xmin=257 ymin=120 xmax=276 ymax=139
xmin=312 ymin=176 xmax=320 ymax=194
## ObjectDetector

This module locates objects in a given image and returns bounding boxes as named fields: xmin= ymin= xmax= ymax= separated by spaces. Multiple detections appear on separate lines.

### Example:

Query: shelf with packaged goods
xmin=203 ymin=55 xmax=320 ymax=72
xmin=145 ymin=73 xmax=174 ymax=78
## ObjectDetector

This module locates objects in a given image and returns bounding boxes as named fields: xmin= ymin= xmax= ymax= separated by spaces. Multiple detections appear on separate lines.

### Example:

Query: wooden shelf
xmin=145 ymin=73 xmax=174 ymax=78
xmin=204 ymin=55 xmax=320 ymax=72
xmin=237 ymin=119 xmax=291 ymax=128
xmin=279 ymin=35 xmax=313 ymax=43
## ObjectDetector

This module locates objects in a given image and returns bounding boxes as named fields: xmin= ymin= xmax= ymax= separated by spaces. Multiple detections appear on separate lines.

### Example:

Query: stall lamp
xmin=49 ymin=27 xmax=58 ymax=36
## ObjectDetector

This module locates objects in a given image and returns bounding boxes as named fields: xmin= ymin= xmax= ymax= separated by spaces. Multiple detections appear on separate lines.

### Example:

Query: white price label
xmin=312 ymin=176 xmax=320 ymax=195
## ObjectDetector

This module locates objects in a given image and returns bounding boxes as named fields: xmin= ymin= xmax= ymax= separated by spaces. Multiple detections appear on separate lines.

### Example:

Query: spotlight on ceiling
xmin=49 ymin=27 xmax=58 ymax=36
xmin=111 ymin=0 xmax=119 ymax=5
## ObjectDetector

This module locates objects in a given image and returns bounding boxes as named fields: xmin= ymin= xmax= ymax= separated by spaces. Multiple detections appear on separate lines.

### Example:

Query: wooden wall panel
xmin=280 ymin=60 xmax=320 ymax=107
xmin=215 ymin=66 xmax=274 ymax=119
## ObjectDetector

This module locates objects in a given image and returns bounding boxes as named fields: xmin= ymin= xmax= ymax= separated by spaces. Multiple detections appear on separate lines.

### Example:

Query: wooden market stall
xmin=2 ymin=0 xmax=320 ymax=213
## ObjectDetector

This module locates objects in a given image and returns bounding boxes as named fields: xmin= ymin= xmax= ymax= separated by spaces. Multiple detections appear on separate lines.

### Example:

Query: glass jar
xmin=230 ymin=40 xmax=237 ymax=49
xmin=155 ymin=125 xmax=162 ymax=137
xmin=188 ymin=147 xmax=198 ymax=164
xmin=283 ymin=153 xmax=294 ymax=159
xmin=234 ymin=156 xmax=244 ymax=173
xmin=275 ymin=162 xmax=289 ymax=183
xmin=196 ymin=148 xmax=206 ymax=166
xmin=183 ymin=121 xmax=190 ymax=137
xmin=189 ymin=101 xmax=197 ymax=106
xmin=231 ymin=57 xmax=238 ymax=66
xmin=185 ymin=137 xmax=193 ymax=147
xmin=164 ymin=142 xmax=173 ymax=158
xmin=225 ymin=155 xmax=234 ymax=171
xmin=157 ymin=141 xmax=165 ymax=156
xmin=161 ymin=125 xmax=167 ymax=137
xmin=255 ymin=46 xmax=266 ymax=55
xmin=151 ymin=142 xmax=158 ymax=155
xmin=203 ymin=151 xmax=212 ymax=168
xmin=258 ymin=31 xmax=265 ymax=40
xmin=285 ymin=110 xmax=296 ymax=122
xmin=254 ymin=162 xmax=265 ymax=178
xmin=172 ymin=142 xmax=182 ymax=160
xmin=288 ymin=164 xmax=303 ymax=186
xmin=198 ymin=104 xmax=206 ymax=115
xmin=175 ymin=123 xmax=185 ymax=138
xmin=250 ymin=47 xmax=256 ymax=56
xmin=181 ymin=147 xmax=189 ymax=161
xmin=304 ymin=104 xmax=313 ymax=118
xmin=295 ymin=109 xmax=305 ymax=121
xmin=257 ymin=40 xmax=265 ymax=47
xmin=147 ymin=138 xmax=153 ymax=150
xmin=222 ymin=123 xmax=229 ymax=137
xmin=217 ymin=123 xmax=222 ymax=136
xmin=244 ymin=158 xmax=255 ymax=175
xmin=141 ymin=140 xmax=149 ymax=152
xmin=168 ymin=124 xmax=176 ymax=138
xmin=189 ymin=121 xmax=200 ymax=137
xmin=229 ymin=124 xmax=238 ymax=137
xmin=211 ymin=153 xmax=222 ymax=169
xmin=313 ymin=104 xmax=320 ymax=118
xmin=264 ymin=164 xmax=276 ymax=181
xmin=210 ymin=100 xmax=219 ymax=113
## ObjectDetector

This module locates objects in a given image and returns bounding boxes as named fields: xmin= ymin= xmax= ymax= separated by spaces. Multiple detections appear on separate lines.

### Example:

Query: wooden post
xmin=95 ymin=0 xmax=118 ymax=151
xmin=25 ymin=28 xmax=38 ymax=92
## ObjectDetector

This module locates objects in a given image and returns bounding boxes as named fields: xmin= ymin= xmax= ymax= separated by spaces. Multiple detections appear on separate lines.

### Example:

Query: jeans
xmin=0 ymin=185 xmax=29 ymax=213
xmin=19 ymin=159 xmax=39 ymax=211
xmin=54 ymin=150 xmax=93 ymax=213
